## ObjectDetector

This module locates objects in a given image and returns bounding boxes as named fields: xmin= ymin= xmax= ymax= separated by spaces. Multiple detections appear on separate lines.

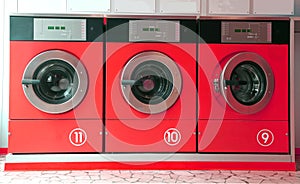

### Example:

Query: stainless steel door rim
xmin=121 ymin=51 xmax=182 ymax=114
xmin=22 ymin=50 xmax=88 ymax=114
xmin=219 ymin=52 xmax=274 ymax=114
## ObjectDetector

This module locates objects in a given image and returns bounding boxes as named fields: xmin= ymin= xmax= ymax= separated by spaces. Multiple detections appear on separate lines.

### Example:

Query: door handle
xmin=22 ymin=79 xmax=40 ymax=85
xmin=225 ymin=80 xmax=247 ymax=86
xmin=121 ymin=80 xmax=136 ymax=86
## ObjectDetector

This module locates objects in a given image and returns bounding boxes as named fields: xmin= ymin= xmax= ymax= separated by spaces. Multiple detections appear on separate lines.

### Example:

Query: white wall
xmin=295 ymin=0 xmax=300 ymax=15
xmin=295 ymin=28 xmax=300 ymax=148
xmin=0 ymin=0 xmax=5 ymax=149
xmin=296 ymin=46 xmax=300 ymax=148
xmin=293 ymin=0 xmax=300 ymax=149
xmin=0 ymin=0 xmax=17 ymax=149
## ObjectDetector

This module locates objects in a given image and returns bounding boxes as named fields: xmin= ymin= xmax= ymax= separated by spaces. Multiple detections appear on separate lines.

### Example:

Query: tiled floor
xmin=1 ymin=155 xmax=300 ymax=183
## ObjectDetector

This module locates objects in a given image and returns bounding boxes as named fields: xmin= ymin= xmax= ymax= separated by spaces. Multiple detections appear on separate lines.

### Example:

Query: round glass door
xmin=121 ymin=51 xmax=182 ymax=114
xmin=22 ymin=50 xmax=88 ymax=114
xmin=219 ymin=52 xmax=274 ymax=114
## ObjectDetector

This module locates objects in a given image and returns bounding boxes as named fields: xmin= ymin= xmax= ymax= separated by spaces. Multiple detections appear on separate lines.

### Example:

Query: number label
xmin=257 ymin=129 xmax=274 ymax=147
xmin=164 ymin=128 xmax=181 ymax=146
xmin=69 ymin=128 xmax=87 ymax=147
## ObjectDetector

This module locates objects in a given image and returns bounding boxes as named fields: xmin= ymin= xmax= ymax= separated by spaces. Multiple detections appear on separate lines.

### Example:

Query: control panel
xmin=34 ymin=18 xmax=86 ymax=41
xmin=129 ymin=20 xmax=180 ymax=42
xmin=221 ymin=21 xmax=272 ymax=43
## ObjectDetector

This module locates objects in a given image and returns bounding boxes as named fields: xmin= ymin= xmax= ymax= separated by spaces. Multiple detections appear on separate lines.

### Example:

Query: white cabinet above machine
xmin=158 ymin=0 xmax=200 ymax=14
xmin=253 ymin=0 xmax=294 ymax=15
xmin=67 ymin=0 xmax=111 ymax=13
xmin=17 ymin=0 xmax=67 ymax=13
xmin=112 ymin=0 xmax=155 ymax=14
xmin=14 ymin=0 xmax=296 ymax=16
xmin=203 ymin=0 xmax=294 ymax=16
xmin=207 ymin=0 xmax=250 ymax=15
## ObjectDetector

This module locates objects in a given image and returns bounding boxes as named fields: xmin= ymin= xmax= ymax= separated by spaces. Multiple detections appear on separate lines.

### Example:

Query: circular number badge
xmin=164 ymin=128 xmax=181 ymax=146
xmin=257 ymin=129 xmax=274 ymax=147
xmin=69 ymin=128 xmax=87 ymax=147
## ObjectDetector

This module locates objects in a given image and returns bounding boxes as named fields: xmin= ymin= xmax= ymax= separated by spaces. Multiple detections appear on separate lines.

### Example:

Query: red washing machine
xmin=9 ymin=16 xmax=104 ymax=153
xmin=105 ymin=19 xmax=197 ymax=152
xmin=198 ymin=19 xmax=290 ymax=153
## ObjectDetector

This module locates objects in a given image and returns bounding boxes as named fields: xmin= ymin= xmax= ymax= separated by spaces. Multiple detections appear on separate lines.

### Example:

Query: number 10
xmin=166 ymin=131 xmax=179 ymax=143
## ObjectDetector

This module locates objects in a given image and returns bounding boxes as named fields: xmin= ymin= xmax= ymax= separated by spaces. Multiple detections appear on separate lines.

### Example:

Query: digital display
xmin=234 ymin=29 xmax=252 ymax=33
xmin=47 ymin=26 xmax=66 ymax=30
xmin=222 ymin=21 xmax=272 ymax=43
xmin=129 ymin=20 xmax=180 ymax=42
xmin=34 ymin=18 xmax=86 ymax=41
xmin=142 ymin=27 xmax=160 ymax=32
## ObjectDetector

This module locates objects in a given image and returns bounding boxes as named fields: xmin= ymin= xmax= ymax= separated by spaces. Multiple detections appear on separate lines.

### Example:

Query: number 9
xmin=261 ymin=132 xmax=269 ymax=144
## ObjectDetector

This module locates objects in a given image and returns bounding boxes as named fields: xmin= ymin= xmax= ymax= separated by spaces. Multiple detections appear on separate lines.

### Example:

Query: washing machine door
xmin=22 ymin=50 xmax=88 ymax=114
xmin=121 ymin=51 xmax=182 ymax=114
xmin=218 ymin=52 xmax=274 ymax=114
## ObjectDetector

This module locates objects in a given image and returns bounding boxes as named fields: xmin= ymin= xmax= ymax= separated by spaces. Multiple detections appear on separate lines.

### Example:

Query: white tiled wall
xmin=67 ymin=0 xmax=111 ymax=13
xmin=207 ymin=0 xmax=250 ymax=15
xmin=0 ymin=0 xmax=5 ymax=149
xmin=295 ymin=24 xmax=300 ymax=149
xmin=295 ymin=0 xmax=300 ymax=15
xmin=253 ymin=0 xmax=294 ymax=15
xmin=294 ymin=0 xmax=300 ymax=152
xmin=12 ymin=0 xmax=298 ymax=15
xmin=0 ymin=0 xmax=9 ymax=150
xmin=112 ymin=0 xmax=155 ymax=13
xmin=1 ymin=0 xmax=16 ymax=149
xmin=296 ymin=42 xmax=300 ymax=149
xmin=158 ymin=0 xmax=200 ymax=14
xmin=18 ymin=0 xmax=67 ymax=13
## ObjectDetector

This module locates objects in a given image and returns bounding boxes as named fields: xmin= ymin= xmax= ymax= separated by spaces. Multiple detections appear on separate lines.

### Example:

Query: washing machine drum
xmin=219 ymin=52 xmax=274 ymax=114
xmin=22 ymin=50 xmax=88 ymax=114
xmin=121 ymin=51 xmax=182 ymax=114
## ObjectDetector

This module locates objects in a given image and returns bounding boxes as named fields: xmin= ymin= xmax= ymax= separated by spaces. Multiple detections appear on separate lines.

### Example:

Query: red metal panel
xmin=198 ymin=44 xmax=289 ymax=120
xmin=198 ymin=120 xmax=289 ymax=153
xmin=9 ymin=120 xmax=103 ymax=153
xmin=106 ymin=42 xmax=197 ymax=120
xmin=9 ymin=41 xmax=103 ymax=119
xmin=106 ymin=120 xmax=196 ymax=152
